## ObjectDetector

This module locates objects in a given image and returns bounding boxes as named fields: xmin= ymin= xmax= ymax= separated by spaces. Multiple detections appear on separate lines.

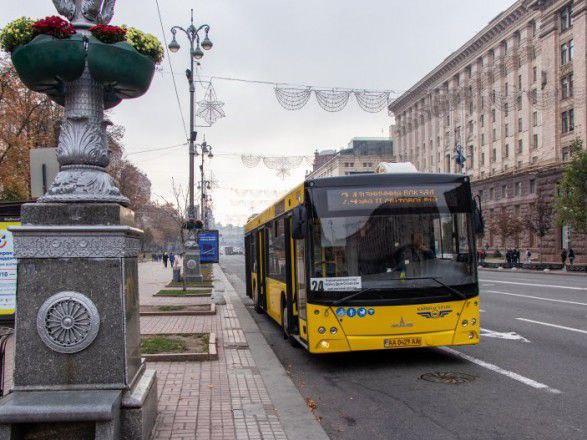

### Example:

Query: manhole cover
xmin=420 ymin=372 xmax=476 ymax=384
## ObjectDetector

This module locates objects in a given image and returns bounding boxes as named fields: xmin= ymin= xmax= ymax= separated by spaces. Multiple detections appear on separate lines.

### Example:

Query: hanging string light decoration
xmin=263 ymin=156 xmax=306 ymax=179
xmin=196 ymin=82 xmax=226 ymax=125
xmin=354 ymin=90 xmax=392 ymax=113
xmin=240 ymin=154 xmax=262 ymax=168
xmin=274 ymin=87 xmax=312 ymax=110
xmin=314 ymin=89 xmax=351 ymax=112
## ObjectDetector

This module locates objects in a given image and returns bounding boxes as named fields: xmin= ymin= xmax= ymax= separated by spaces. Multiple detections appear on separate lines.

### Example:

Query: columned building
xmin=389 ymin=0 xmax=585 ymax=262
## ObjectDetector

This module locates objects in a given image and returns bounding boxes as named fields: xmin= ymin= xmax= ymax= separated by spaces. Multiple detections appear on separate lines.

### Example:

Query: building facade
xmin=389 ymin=0 xmax=586 ymax=262
xmin=307 ymin=137 xmax=395 ymax=179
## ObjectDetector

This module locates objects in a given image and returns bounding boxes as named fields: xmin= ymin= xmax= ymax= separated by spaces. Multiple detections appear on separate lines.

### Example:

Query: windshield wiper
xmin=395 ymin=276 xmax=467 ymax=300
xmin=332 ymin=288 xmax=377 ymax=306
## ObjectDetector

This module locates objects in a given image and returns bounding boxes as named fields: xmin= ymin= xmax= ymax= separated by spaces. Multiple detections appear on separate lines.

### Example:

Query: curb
xmin=217 ymin=265 xmax=330 ymax=440
xmin=139 ymin=304 xmax=216 ymax=316
xmin=479 ymin=267 xmax=587 ymax=277
xmin=142 ymin=332 xmax=218 ymax=362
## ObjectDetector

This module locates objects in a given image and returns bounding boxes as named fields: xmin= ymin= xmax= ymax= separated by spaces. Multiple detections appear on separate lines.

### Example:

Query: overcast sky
xmin=2 ymin=0 xmax=513 ymax=225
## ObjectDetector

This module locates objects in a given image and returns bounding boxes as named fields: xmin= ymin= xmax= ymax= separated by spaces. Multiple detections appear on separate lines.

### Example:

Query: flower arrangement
xmin=0 ymin=17 xmax=35 ymax=52
xmin=33 ymin=16 xmax=75 ymax=39
xmin=90 ymin=24 xmax=127 ymax=44
xmin=123 ymin=26 xmax=164 ymax=64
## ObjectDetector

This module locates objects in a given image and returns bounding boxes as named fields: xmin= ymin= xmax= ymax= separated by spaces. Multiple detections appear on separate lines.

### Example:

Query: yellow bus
xmin=244 ymin=172 xmax=483 ymax=353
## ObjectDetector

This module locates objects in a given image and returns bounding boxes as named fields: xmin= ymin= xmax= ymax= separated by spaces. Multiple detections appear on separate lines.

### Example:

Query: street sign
xmin=199 ymin=230 xmax=219 ymax=263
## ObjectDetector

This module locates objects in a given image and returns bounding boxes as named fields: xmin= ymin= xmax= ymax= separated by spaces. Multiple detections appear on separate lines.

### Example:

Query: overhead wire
xmin=154 ymin=0 xmax=188 ymax=139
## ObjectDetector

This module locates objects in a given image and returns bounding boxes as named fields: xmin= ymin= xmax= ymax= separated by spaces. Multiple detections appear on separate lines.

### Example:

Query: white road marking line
xmin=480 ymin=328 xmax=530 ymax=342
xmin=515 ymin=318 xmax=587 ymax=335
xmin=479 ymin=309 xmax=486 ymax=313
xmin=481 ymin=283 xmax=495 ymax=286
xmin=439 ymin=347 xmax=561 ymax=394
xmin=486 ymin=290 xmax=587 ymax=306
xmin=479 ymin=279 xmax=587 ymax=291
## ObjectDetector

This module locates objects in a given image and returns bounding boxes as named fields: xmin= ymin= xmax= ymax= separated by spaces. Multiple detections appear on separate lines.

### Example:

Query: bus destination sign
xmin=327 ymin=187 xmax=439 ymax=211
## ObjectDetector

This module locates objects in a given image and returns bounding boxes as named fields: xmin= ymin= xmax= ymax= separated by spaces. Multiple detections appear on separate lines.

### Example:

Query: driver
xmin=392 ymin=232 xmax=435 ymax=274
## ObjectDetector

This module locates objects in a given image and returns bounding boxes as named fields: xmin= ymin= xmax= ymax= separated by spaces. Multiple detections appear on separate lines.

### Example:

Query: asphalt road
xmin=221 ymin=255 xmax=587 ymax=440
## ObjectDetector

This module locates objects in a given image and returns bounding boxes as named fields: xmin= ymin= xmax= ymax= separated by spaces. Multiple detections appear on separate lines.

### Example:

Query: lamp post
xmin=168 ymin=8 xmax=213 ymax=222
xmin=168 ymin=9 xmax=213 ymax=282
xmin=199 ymin=141 xmax=213 ymax=228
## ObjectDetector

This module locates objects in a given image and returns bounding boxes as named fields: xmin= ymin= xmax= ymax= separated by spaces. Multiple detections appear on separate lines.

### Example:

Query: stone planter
xmin=87 ymin=37 xmax=156 ymax=100
xmin=11 ymin=34 xmax=86 ymax=93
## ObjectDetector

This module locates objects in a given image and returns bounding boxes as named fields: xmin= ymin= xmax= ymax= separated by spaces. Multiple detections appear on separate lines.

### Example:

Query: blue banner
xmin=199 ymin=230 xmax=219 ymax=263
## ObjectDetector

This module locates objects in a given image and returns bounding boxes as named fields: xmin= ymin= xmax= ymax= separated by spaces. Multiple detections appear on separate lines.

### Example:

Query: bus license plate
xmin=384 ymin=337 xmax=422 ymax=348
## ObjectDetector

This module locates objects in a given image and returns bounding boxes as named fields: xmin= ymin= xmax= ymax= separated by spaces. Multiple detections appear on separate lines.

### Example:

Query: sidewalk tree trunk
xmin=524 ymin=188 xmax=553 ymax=264
xmin=489 ymin=207 xmax=524 ymax=255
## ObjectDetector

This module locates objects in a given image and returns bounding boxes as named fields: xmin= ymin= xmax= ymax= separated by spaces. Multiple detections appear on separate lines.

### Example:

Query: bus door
xmin=256 ymin=228 xmax=267 ymax=310
xmin=284 ymin=216 xmax=298 ymax=335
xmin=294 ymin=231 xmax=308 ymax=340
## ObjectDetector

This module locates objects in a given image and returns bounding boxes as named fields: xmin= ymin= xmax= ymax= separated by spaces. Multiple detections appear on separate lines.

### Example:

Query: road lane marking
xmin=480 ymin=309 xmax=486 ymax=313
xmin=479 ymin=279 xmax=587 ymax=291
xmin=481 ymin=283 xmax=495 ymax=286
xmin=486 ymin=290 xmax=587 ymax=306
xmin=439 ymin=347 xmax=561 ymax=394
xmin=515 ymin=318 xmax=587 ymax=335
xmin=480 ymin=328 xmax=530 ymax=342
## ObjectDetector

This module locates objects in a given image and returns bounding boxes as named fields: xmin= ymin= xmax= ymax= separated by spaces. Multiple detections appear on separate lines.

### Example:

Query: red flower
xmin=33 ymin=16 xmax=75 ymax=39
xmin=90 ymin=24 xmax=127 ymax=44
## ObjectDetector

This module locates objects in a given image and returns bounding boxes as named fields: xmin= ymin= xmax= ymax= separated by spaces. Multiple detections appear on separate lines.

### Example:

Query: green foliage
xmin=140 ymin=335 xmax=187 ymax=354
xmin=555 ymin=138 xmax=587 ymax=234
xmin=0 ymin=17 xmax=35 ymax=52
xmin=0 ymin=184 xmax=27 ymax=201
xmin=123 ymin=26 xmax=163 ymax=64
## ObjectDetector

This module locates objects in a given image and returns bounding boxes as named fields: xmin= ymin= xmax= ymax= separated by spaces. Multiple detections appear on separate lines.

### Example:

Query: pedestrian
xmin=526 ymin=249 xmax=532 ymax=263
xmin=169 ymin=252 xmax=175 ymax=268
xmin=163 ymin=252 xmax=169 ymax=268
xmin=560 ymin=248 xmax=567 ymax=270
xmin=480 ymin=249 xmax=486 ymax=264
xmin=568 ymin=247 xmax=575 ymax=267
xmin=515 ymin=248 xmax=520 ymax=264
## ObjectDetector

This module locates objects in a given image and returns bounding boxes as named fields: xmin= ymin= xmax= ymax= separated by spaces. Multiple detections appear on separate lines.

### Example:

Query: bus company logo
xmin=0 ymin=234 xmax=7 ymax=249
xmin=417 ymin=310 xmax=452 ymax=319
xmin=392 ymin=317 xmax=413 ymax=328
xmin=336 ymin=307 xmax=346 ymax=317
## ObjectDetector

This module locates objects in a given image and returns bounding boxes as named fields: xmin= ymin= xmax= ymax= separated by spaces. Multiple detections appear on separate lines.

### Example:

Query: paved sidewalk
xmin=140 ymin=261 xmax=288 ymax=440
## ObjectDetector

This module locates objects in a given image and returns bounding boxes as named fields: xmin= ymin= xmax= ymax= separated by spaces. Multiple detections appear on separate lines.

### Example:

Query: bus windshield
xmin=308 ymin=183 xmax=476 ymax=298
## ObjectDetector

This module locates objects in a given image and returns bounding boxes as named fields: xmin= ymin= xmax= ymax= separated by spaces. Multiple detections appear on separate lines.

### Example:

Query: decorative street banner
xmin=0 ymin=221 xmax=19 ymax=316
xmin=199 ymin=230 xmax=220 ymax=264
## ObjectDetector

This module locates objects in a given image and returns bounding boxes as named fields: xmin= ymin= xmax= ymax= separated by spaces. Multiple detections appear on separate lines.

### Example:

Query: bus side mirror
xmin=292 ymin=205 xmax=307 ymax=240
xmin=473 ymin=197 xmax=484 ymax=236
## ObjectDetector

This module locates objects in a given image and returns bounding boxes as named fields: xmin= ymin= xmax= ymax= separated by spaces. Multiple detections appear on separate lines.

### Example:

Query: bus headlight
xmin=318 ymin=326 xmax=326 ymax=334
xmin=330 ymin=327 xmax=337 ymax=335
xmin=470 ymin=318 xmax=477 ymax=325
xmin=462 ymin=319 xmax=468 ymax=327
xmin=468 ymin=331 xmax=476 ymax=339
xmin=320 ymin=340 xmax=330 ymax=349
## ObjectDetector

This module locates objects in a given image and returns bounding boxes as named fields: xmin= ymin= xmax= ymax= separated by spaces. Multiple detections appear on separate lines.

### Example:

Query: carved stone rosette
xmin=40 ymin=0 xmax=129 ymax=205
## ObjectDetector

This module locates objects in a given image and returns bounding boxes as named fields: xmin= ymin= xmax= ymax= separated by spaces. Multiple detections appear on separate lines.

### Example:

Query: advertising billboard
xmin=199 ymin=230 xmax=219 ymax=263
xmin=0 ymin=221 xmax=18 ymax=316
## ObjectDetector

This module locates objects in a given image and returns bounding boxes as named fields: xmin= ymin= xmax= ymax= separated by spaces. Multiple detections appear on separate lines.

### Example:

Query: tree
xmin=489 ymin=207 xmax=524 ymax=250
xmin=524 ymin=188 xmax=553 ymax=263
xmin=0 ymin=57 xmax=62 ymax=200
xmin=555 ymin=138 xmax=587 ymax=234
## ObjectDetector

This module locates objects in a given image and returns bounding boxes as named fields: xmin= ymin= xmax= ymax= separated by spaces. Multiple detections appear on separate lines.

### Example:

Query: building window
xmin=481 ymin=152 xmax=485 ymax=165
xmin=517 ymin=74 xmax=522 ymax=89
xmin=532 ymin=111 xmax=538 ymax=126
xmin=489 ymin=187 xmax=495 ymax=200
xmin=505 ymin=123 xmax=509 ymax=137
xmin=517 ymin=95 xmax=522 ymax=109
xmin=531 ymin=89 xmax=538 ymax=105
xmin=492 ymin=148 xmax=497 ymax=162
xmin=480 ymin=114 xmax=485 ymax=127
xmin=529 ymin=179 xmax=536 ymax=193
xmin=561 ymin=109 xmax=574 ymax=133
xmin=560 ymin=2 xmax=573 ymax=31
xmin=561 ymin=74 xmax=573 ymax=99
xmin=469 ymin=101 xmax=473 ymax=115
xmin=532 ymin=66 xmax=537 ymax=83
xmin=504 ymin=103 xmax=509 ymax=117
xmin=532 ymin=156 xmax=538 ymax=163
xmin=561 ymin=40 xmax=574 ymax=64
xmin=518 ymin=117 xmax=523 ymax=132
xmin=492 ymin=128 xmax=497 ymax=139
xmin=491 ymin=109 xmax=496 ymax=123
xmin=518 ymin=139 xmax=523 ymax=153
xmin=515 ymin=182 xmax=522 ymax=196
xmin=562 ymin=147 xmax=570 ymax=161
xmin=504 ymin=83 xmax=509 ymax=97
xmin=505 ymin=144 xmax=510 ymax=158
xmin=501 ymin=185 xmax=507 ymax=198
xmin=479 ymin=189 xmax=484 ymax=200
xmin=517 ymin=160 xmax=523 ymax=168
xmin=533 ymin=134 xmax=538 ymax=149
xmin=491 ymin=90 xmax=496 ymax=104
xmin=481 ymin=133 xmax=485 ymax=145
xmin=569 ymin=39 xmax=574 ymax=61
